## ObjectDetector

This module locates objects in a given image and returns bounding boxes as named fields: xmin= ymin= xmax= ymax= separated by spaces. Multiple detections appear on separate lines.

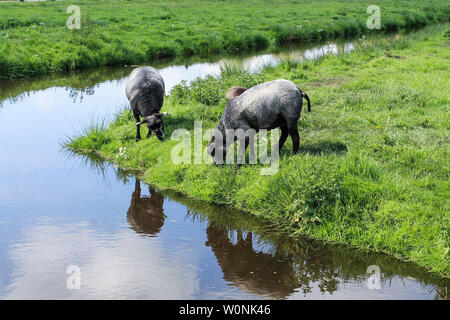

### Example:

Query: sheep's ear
xmin=160 ymin=112 xmax=168 ymax=117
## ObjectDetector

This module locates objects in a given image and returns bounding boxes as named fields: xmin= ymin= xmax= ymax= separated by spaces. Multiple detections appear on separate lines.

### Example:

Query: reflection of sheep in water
xmin=127 ymin=179 xmax=166 ymax=236
xmin=205 ymin=223 xmax=298 ymax=299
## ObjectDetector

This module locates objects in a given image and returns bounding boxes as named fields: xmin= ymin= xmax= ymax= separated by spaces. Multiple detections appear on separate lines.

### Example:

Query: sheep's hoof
xmin=136 ymin=138 xmax=141 ymax=142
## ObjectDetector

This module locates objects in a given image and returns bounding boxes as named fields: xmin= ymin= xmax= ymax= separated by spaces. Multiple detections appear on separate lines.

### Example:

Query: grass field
xmin=66 ymin=24 xmax=450 ymax=277
xmin=0 ymin=0 xmax=449 ymax=78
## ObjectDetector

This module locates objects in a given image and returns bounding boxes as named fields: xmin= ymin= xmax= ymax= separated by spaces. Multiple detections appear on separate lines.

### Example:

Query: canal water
xmin=0 ymin=41 xmax=448 ymax=299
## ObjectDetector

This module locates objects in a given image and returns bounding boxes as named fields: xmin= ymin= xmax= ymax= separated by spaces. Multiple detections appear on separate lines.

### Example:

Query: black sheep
xmin=125 ymin=66 xmax=167 ymax=141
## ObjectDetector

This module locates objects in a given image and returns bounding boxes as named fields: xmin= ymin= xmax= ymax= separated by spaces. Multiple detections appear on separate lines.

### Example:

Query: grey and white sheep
xmin=207 ymin=79 xmax=311 ymax=162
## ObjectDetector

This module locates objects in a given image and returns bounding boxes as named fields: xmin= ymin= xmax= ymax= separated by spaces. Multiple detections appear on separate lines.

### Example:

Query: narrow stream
xmin=0 ymin=40 xmax=448 ymax=299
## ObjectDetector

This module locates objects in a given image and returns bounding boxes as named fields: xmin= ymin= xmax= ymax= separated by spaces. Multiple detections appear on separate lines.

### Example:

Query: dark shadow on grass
xmin=164 ymin=114 xmax=196 ymax=136
xmin=299 ymin=140 xmax=348 ymax=155
xmin=280 ymin=140 xmax=348 ymax=157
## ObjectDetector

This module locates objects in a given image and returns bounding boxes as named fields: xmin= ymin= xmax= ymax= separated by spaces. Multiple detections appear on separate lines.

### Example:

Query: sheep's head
xmin=225 ymin=86 xmax=247 ymax=100
xmin=137 ymin=112 xmax=168 ymax=140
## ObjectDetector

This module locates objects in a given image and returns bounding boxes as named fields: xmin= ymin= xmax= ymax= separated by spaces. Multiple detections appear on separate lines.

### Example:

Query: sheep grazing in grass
xmin=208 ymin=79 xmax=311 ymax=163
xmin=125 ymin=66 xmax=167 ymax=141
xmin=225 ymin=86 xmax=247 ymax=99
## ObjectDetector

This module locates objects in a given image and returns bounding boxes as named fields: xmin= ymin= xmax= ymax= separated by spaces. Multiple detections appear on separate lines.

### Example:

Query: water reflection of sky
xmin=158 ymin=42 xmax=354 ymax=92
xmin=3 ymin=210 xmax=200 ymax=299
xmin=0 ymin=40 xmax=447 ymax=300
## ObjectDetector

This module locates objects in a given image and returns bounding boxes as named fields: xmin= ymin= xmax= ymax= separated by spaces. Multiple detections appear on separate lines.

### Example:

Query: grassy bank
xmin=66 ymin=25 xmax=450 ymax=277
xmin=1 ymin=0 xmax=449 ymax=78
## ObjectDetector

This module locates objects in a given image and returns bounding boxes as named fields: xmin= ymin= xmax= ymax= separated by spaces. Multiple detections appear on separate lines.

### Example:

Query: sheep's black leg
xmin=246 ymin=135 xmax=256 ymax=164
xmin=136 ymin=125 xmax=142 ymax=142
xmin=277 ymin=124 xmax=289 ymax=151
xmin=238 ymin=135 xmax=256 ymax=165
xmin=236 ymin=137 xmax=247 ymax=166
xmin=289 ymin=127 xmax=300 ymax=154
xmin=134 ymin=113 xmax=141 ymax=141
xmin=146 ymin=129 xmax=152 ymax=139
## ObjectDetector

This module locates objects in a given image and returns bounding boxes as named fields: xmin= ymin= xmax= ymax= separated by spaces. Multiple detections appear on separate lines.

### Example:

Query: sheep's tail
xmin=297 ymin=87 xmax=311 ymax=112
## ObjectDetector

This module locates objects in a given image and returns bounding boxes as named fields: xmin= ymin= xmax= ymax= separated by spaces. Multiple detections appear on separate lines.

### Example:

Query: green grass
xmin=66 ymin=24 xmax=450 ymax=277
xmin=1 ymin=0 xmax=449 ymax=78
